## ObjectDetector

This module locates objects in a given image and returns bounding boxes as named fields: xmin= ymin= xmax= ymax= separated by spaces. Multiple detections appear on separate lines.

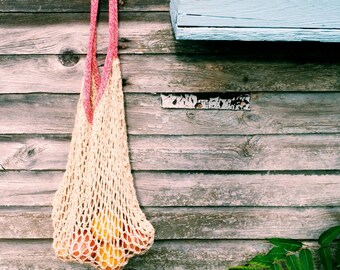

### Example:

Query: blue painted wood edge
xmin=170 ymin=0 xmax=340 ymax=42
xmin=175 ymin=27 xmax=340 ymax=42
xmin=169 ymin=0 xmax=179 ymax=38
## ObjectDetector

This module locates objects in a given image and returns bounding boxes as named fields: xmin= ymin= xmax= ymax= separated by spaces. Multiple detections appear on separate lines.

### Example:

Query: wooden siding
xmin=0 ymin=0 xmax=169 ymax=12
xmin=1 ymin=55 xmax=340 ymax=94
xmin=2 ymin=172 xmax=340 ymax=207
xmin=0 ymin=1 xmax=340 ymax=269
xmin=2 ymin=93 xmax=340 ymax=135
xmin=1 ymin=134 xmax=340 ymax=171
xmin=2 ymin=12 xmax=340 ymax=58
xmin=1 ymin=207 xmax=340 ymax=240
xmin=0 ymin=240 xmax=271 ymax=270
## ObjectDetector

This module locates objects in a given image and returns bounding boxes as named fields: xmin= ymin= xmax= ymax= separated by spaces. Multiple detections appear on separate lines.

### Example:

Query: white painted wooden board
xmin=171 ymin=0 xmax=340 ymax=41
xmin=161 ymin=93 xmax=250 ymax=110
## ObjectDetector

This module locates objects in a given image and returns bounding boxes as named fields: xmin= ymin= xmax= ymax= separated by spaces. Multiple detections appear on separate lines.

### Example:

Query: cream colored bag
xmin=52 ymin=0 xmax=155 ymax=269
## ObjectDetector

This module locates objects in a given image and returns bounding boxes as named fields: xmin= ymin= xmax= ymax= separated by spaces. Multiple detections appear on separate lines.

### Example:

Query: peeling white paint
xmin=161 ymin=93 xmax=250 ymax=110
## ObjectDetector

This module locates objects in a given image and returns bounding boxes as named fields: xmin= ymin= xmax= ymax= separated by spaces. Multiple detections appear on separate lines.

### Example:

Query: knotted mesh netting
xmin=51 ymin=1 xmax=155 ymax=269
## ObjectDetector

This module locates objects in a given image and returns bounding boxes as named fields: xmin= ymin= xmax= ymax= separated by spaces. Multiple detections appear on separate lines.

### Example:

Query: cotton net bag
xmin=51 ymin=0 xmax=155 ymax=269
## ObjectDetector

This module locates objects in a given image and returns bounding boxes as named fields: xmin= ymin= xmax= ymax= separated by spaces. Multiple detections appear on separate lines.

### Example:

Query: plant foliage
xmin=229 ymin=226 xmax=340 ymax=270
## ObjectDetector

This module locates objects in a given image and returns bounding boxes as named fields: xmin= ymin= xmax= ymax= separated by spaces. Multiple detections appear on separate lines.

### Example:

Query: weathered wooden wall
xmin=0 ymin=1 xmax=340 ymax=269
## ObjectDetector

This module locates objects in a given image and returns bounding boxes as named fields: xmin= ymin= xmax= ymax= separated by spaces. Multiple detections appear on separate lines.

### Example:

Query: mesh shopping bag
xmin=52 ymin=0 xmax=155 ymax=269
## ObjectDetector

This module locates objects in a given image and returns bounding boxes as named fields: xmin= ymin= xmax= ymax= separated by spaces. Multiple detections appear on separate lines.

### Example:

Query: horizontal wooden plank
xmin=1 ymin=207 xmax=339 ymax=239
xmin=0 ymin=171 xmax=60 ymax=207
xmin=128 ymin=134 xmax=340 ymax=171
xmin=2 ymin=92 xmax=340 ymax=135
xmin=0 ymin=12 xmax=177 ymax=55
xmin=1 ymin=171 xmax=340 ymax=207
xmin=1 ymin=13 xmax=340 ymax=58
xmin=0 ymin=136 xmax=69 ymax=171
xmin=0 ymin=239 xmax=271 ymax=270
xmin=97 ymin=92 xmax=340 ymax=134
xmin=0 ymin=0 xmax=169 ymax=12
xmin=1 ymin=55 xmax=340 ymax=94
xmin=1 ymin=134 xmax=340 ymax=171
xmin=0 ymin=94 xmax=78 ymax=135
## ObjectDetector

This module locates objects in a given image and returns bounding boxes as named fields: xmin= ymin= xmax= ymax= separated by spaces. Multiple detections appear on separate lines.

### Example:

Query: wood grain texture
xmin=1 ymin=134 xmax=340 ymax=171
xmin=0 ymin=0 xmax=169 ymax=12
xmin=0 ymin=240 xmax=271 ymax=270
xmin=130 ymin=134 xmax=340 ymax=171
xmin=1 ymin=171 xmax=340 ymax=207
xmin=2 ymin=93 xmax=340 ymax=135
xmin=0 ymin=13 xmax=175 ymax=55
xmin=0 ymin=171 xmax=61 ymax=207
xmin=1 ymin=207 xmax=339 ymax=239
xmin=1 ymin=55 xmax=340 ymax=94
xmin=1 ymin=12 xmax=340 ymax=58
xmin=0 ymin=135 xmax=69 ymax=171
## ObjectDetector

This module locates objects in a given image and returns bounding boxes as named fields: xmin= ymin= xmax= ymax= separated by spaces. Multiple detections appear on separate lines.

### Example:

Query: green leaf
xmin=229 ymin=266 xmax=260 ymax=270
xmin=247 ymin=262 xmax=270 ymax=270
xmin=285 ymin=255 xmax=302 ymax=270
xmin=318 ymin=246 xmax=334 ymax=270
xmin=299 ymin=249 xmax=314 ymax=270
xmin=267 ymin=247 xmax=288 ymax=261
xmin=271 ymin=262 xmax=283 ymax=270
xmin=249 ymin=255 xmax=273 ymax=268
xmin=268 ymin=238 xmax=303 ymax=252
xmin=318 ymin=226 xmax=340 ymax=247
xmin=335 ymin=241 xmax=340 ymax=266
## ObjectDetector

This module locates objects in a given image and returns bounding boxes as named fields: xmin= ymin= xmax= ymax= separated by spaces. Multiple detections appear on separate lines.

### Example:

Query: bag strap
xmin=83 ymin=0 xmax=119 ymax=124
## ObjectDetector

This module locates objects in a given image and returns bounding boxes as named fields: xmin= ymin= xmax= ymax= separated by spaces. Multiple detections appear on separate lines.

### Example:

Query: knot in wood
xmin=242 ymin=75 xmax=249 ymax=83
xmin=122 ymin=78 xmax=129 ymax=86
xmin=119 ymin=38 xmax=130 ymax=50
xmin=246 ymin=113 xmax=261 ymax=122
xmin=186 ymin=111 xmax=195 ymax=119
xmin=27 ymin=148 xmax=36 ymax=157
xmin=240 ymin=137 xmax=259 ymax=158
xmin=58 ymin=48 xmax=80 ymax=67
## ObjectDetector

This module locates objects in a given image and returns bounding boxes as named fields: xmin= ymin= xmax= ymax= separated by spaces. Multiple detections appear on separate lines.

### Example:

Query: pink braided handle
xmin=83 ymin=0 xmax=119 ymax=124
